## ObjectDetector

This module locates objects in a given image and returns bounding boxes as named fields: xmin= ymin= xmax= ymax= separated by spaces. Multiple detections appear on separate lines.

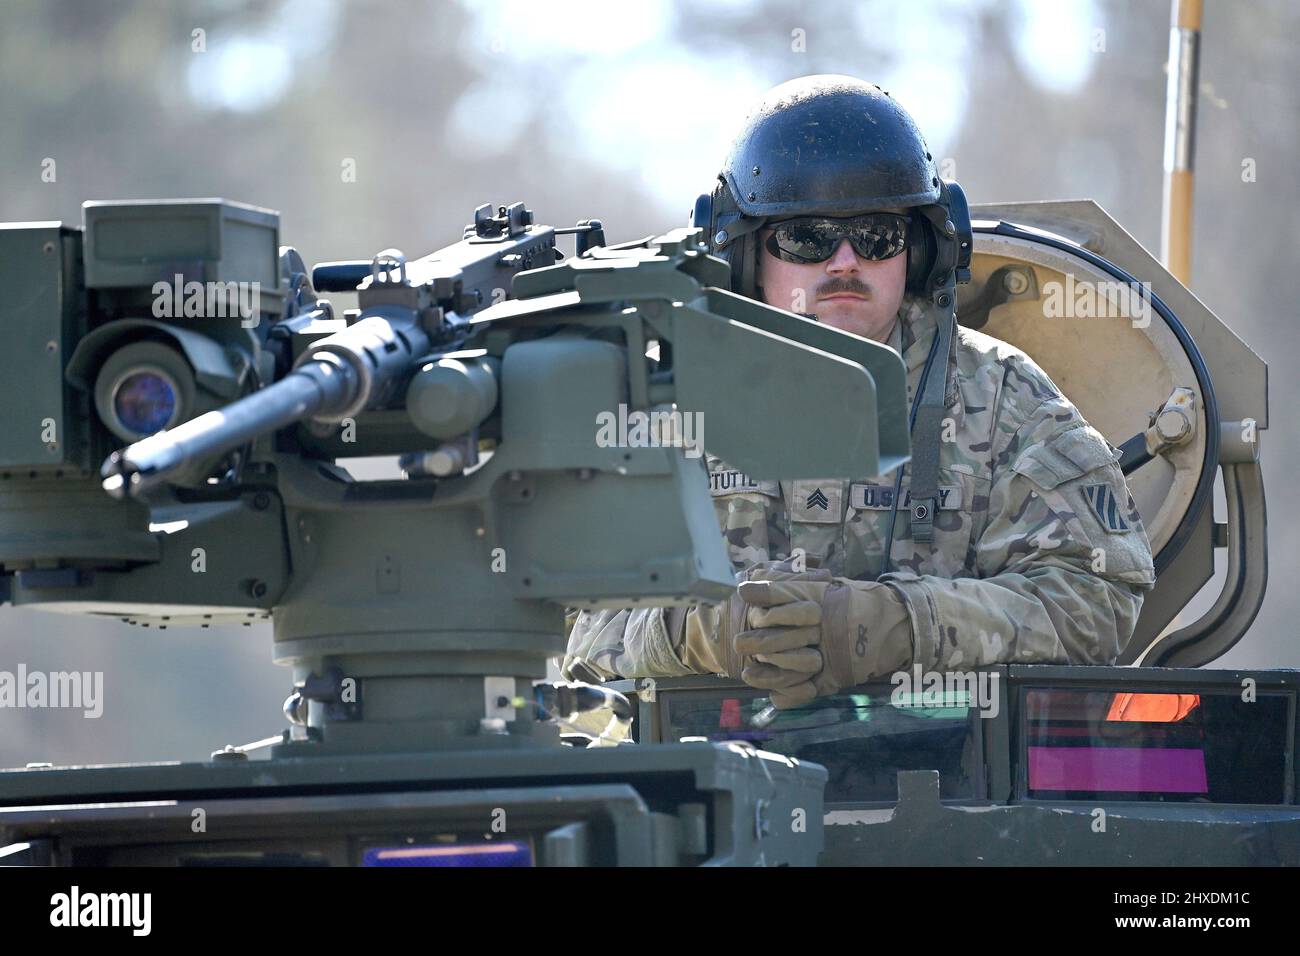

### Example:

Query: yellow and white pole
xmin=1161 ymin=0 xmax=1202 ymax=286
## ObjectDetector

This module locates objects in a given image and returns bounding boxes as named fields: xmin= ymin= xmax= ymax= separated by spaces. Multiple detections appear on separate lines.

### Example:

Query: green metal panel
xmin=0 ymin=223 xmax=85 ymax=470
xmin=82 ymin=199 xmax=279 ymax=291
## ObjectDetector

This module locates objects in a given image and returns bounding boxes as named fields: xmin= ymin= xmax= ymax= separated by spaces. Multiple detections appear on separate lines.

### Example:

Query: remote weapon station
xmin=0 ymin=197 xmax=912 ymax=865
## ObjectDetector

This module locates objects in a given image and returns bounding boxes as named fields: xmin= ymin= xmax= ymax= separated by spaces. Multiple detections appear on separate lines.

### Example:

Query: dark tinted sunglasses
xmin=764 ymin=213 xmax=910 ymax=264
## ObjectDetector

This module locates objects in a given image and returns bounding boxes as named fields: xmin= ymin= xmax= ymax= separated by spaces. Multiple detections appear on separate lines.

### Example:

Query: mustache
xmin=817 ymin=277 xmax=872 ymax=298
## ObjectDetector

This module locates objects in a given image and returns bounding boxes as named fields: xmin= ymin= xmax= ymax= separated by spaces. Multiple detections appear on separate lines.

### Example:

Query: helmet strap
xmin=908 ymin=291 xmax=957 ymax=545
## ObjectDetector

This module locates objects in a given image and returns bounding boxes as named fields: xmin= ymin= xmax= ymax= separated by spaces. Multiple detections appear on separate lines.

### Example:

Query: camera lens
xmin=112 ymin=370 xmax=178 ymax=436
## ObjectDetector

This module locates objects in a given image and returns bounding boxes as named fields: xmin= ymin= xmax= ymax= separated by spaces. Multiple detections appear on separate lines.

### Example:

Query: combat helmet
xmin=692 ymin=73 xmax=971 ymax=304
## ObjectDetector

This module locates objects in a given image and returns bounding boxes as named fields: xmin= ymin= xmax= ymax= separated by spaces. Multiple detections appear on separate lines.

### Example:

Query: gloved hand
xmin=563 ymin=561 xmax=833 ymax=681
xmin=671 ymin=562 xmax=833 ymax=683
xmin=736 ymin=574 xmax=915 ymax=709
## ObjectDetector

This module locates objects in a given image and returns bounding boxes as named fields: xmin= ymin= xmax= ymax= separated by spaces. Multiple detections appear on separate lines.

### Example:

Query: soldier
xmin=564 ymin=74 xmax=1155 ymax=709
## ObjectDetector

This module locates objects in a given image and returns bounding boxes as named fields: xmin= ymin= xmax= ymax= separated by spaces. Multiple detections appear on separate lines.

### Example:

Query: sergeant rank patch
xmin=790 ymin=480 xmax=845 ymax=522
xmin=1082 ymin=483 xmax=1130 ymax=533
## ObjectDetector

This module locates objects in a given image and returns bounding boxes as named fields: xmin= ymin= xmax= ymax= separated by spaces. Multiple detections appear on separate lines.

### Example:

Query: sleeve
xmin=879 ymin=393 xmax=1156 ymax=670
xmin=705 ymin=455 xmax=789 ymax=571
xmin=561 ymin=606 xmax=695 ymax=680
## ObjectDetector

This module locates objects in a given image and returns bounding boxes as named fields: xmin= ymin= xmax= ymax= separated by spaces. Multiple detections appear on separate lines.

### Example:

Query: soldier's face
xmin=757 ymin=218 xmax=908 ymax=343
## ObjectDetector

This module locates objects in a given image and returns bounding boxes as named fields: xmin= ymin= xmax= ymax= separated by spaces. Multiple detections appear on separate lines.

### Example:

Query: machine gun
xmin=0 ymin=198 xmax=909 ymax=866
xmin=97 ymin=201 xmax=598 ymax=498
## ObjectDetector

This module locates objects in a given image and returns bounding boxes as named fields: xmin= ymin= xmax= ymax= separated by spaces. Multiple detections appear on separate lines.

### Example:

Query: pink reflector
xmin=1028 ymin=746 xmax=1208 ymax=793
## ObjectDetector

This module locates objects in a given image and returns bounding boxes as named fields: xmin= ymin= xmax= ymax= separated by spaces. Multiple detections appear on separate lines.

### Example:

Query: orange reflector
xmin=1106 ymin=692 xmax=1200 ymax=722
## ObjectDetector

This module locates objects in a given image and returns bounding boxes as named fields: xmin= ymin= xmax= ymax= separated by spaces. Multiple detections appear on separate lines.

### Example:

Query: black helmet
xmin=693 ymin=74 xmax=970 ymax=303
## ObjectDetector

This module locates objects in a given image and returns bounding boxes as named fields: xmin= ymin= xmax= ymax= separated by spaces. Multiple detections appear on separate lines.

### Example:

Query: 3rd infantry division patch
xmin=1082 ymin=483 xmax=1129 ymax=533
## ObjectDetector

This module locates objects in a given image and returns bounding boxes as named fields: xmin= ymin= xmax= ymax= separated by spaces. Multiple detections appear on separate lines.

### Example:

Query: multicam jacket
xmin=562 ymin=295 xmax=1156 ymax=680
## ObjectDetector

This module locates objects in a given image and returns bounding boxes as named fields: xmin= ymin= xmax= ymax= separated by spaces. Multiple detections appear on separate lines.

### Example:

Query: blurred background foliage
xmin=0 ymin=0 xmax=1296 ymax=766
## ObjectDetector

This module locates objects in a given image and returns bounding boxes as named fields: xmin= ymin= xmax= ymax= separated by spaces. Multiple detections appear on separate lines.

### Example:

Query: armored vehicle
xmin=0 ymin=195 xmax=1282 ymax=866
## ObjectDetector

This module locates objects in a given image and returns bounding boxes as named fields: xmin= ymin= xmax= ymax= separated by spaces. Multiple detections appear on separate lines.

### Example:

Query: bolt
xmin=1002 ymin=270 xmax=1030 ymax=295
xmin=1155 ymin=408 xmax=1191 ymax=443
xmin=714 ymin=230 xmax=728 ymax=245
xmin=252 ymin=492 xmax=271 ymax=510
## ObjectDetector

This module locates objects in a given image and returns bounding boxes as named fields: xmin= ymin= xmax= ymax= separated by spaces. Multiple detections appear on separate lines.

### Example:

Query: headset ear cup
xmin=906 ymin=217 xmax=935 ymax=292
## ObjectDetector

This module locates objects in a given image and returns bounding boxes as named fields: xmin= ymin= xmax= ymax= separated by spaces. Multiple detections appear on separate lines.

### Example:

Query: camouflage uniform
xmin=563 ymin=294 xmax=1155 ymax=683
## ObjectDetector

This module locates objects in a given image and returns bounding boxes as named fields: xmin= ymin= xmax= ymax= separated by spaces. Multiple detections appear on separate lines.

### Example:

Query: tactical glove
xmin=563 ymin=562 xmax=831 ymax=681
xmin=737 ymin=574 xmax=915 ymax=709
xmin=671 ymin=563 xmax=833 ymax=685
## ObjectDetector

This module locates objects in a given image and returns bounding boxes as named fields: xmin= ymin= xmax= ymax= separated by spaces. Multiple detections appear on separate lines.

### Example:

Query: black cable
xmin=879 ymin=325 xmax=943 ymax=576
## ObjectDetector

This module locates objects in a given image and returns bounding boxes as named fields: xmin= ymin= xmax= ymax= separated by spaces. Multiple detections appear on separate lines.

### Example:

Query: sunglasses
xmin=763 ymin=213 xmax=910 ymax=264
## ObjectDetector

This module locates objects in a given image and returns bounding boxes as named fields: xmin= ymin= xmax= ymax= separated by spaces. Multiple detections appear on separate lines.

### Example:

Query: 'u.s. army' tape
xmin=850 ymin=483 xmax=962 ymax=512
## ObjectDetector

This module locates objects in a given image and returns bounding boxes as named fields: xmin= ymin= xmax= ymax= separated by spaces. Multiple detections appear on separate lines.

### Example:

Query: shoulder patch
xmin=1082 ymin=483 xmax=1130 ymax=533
